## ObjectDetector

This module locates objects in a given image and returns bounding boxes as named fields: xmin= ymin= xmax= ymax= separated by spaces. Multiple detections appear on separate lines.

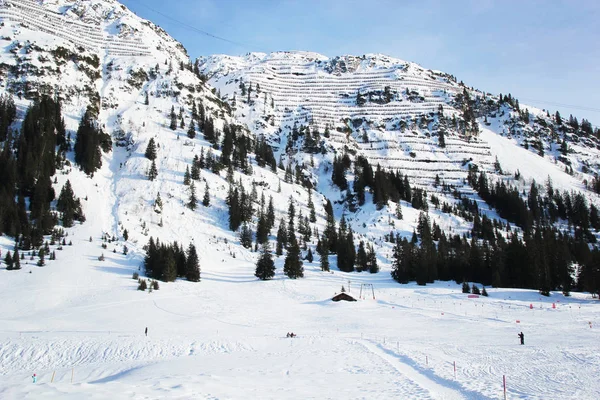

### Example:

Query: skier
xmin=32 ymin=373 xmax=37 ymax=383
xmin=518 ymin=331 xmax=524 ymax=345
xmin=145 ymin=327 xmax=148 ymax=337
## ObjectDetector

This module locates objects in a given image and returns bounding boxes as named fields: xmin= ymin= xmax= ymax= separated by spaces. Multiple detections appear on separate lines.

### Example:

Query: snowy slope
xmin=1 ymin=231 xmax=599 ymax=399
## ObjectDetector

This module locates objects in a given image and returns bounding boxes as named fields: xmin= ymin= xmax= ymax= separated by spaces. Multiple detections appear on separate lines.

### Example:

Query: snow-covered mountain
xmin=199 ymin=51 xmax=600 ymax=194
xmin=1 ymin=2 xmax=600 ymax=398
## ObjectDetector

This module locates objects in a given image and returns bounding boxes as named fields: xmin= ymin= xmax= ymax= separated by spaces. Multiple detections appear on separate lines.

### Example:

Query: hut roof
xmin=332 ymin=292 xmax=357 ymax=302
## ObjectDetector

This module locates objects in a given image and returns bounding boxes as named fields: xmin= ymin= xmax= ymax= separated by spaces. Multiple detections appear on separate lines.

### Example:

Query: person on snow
xmin=518 ymin=332 xmax=524 ymax=345
xmin=32 ymin=373 xmax=37 ymax=383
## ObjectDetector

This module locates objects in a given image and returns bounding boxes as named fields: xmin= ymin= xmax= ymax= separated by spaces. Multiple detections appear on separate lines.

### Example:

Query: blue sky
xmin=122 ymin=0 xmax=600 ymax=126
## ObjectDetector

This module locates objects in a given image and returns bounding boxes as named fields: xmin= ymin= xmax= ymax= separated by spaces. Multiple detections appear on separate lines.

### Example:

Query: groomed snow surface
xmin=1 ymin=223 xmax=599 ymax=399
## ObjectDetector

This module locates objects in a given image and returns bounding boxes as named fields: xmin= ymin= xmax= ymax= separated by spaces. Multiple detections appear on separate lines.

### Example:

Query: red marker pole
xmin=503 ymin=375 xmax=507 ymax=400
xmin=453 ymin=361 xmax=456 ymax=378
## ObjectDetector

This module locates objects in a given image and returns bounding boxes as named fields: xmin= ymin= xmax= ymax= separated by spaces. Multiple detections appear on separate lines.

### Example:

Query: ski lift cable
xmin=516 ymin=98 xmax=600 ymax=128
xmin=518 ymin=98 xmax=600 ymax=114
xmin=125 ymin=0 xmax=258 ymax=50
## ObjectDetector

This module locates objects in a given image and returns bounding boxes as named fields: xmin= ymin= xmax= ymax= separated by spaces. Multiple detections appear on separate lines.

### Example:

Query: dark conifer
xmin=317 ymin=236 xmax=330 ymax=271
xmin=284 ymin=231 xmax=304 ymax=279
xmin=240 ymin=223 xmax=253 ymax=248
xmin=74 ymin=108 xmax=111 ymax=175
xmin=4 ymin=251 xmax=13 ymax=270
xmin=169 ymin=106 xmax=177 ymax=130
xmin=306 ymin=248 xmax=314 ymax=263
xmin=356 ymin=241 xmax=368 ymax=272
xmin=162 ymin=250 xmax=177 ymax=282
xmin=187 ymin=120 xmax=196 ymax=139
xmin=148 ymin=160 xmax=158 ymax=181
xmin=202 ymin=184 xmax=210 ymax=207
xmin=145 ymin=138 xmax=157 ymax=160
xmin=462 ymin=281 xmax=470 ymax=293
xmin=367 ymin=244 xmax=379 ymax=273
xmin=183 ymin=166 xmax=191 ymax=185
xmin=255 ymin=243 xmax=276 ymax=280
xmin=188 ymin=182 xmax=198 ymax=210
xmin=186 ymin=243 xmax=200 ymax=282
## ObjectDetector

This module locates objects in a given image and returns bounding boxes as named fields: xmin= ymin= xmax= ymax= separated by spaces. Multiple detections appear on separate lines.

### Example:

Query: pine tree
xmin=308 ymin=190 xmax=317 ymax=223
xmin=154 ymin=192 xmax=163 ymax=213
xmin=481 ymin=286 xmax=488 ymax=297
xmin=186 ymin=243 xmax=201 ymax=282
xmin=162 ymin=251 xmax=177 ymax=282
xmin=255 ymin=243 xmax=276 ymax=280
xmin=169 ymin=106 xmax=177 ymax=130
xmin=187 ymin=120 xmax=196 ymax=139
xmin=266 ymin=196 xmax=276 ymax=230
xmin=395 ymin=202 xmax=403 ymax=220
xmin=202 ymin=184 xmax=210 ymax=206
xmin=145 ymin=138 xmax=157 ymax=160
xmin=306 ymin=248 xmax=313 ymax=263
xmin=37 ymin=248 xmax=45 ymax=266
xmin=57 ymin=180 xmax=84 ymax=227
xmin=356 ymin=241 xmax=368 ymax=272
xmin=11 ymin=248 xmax=20 ymax=269
xmin=74 ymin=108 xmax=111 ymax=175
xmin=138 ymin=280 xmax=147 ymax=291
xmin=462 ymin=281 xmax=470 ymax=293
xmin=318 ymin=237 xmax=330 ymax=271
xmin=191 ymin=163 xmax=200 ymax=180
xmin=148 ymin=160 xmax=158 ymax=181
xmin=367 ymin=244 xmax=379 ymax=273
xmin=438 ymin=129 xmax=446 ymax=148
xmin=188 ymin=182 xmax=198 ymax=210
xmin=284 ymin=232 xmax=304 ymax=279
xmin=323 ymin=200 xmax=337 ymax=253
xmin=255 ymin=213 xmax=270 ymax=245
xmin=240 ymin=223 xmax=253 ymax=248
xmin=4 ymin=251 xmax=13 ymax=270
xmin=391 ymin=238 xmax=409 ymax=283
xmin=276 ymin=218 xmax=287 ymax=255
xmin=183 ymin=166 xmax=191 ymax=185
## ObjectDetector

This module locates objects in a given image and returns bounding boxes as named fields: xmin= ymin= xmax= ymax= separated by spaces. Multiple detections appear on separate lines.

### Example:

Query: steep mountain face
xmin=0 ymin=0 xmax=261 ymax=260
xmin=199 ymin=51 xmax=600 ymax=193
xmin=0 ymin=0 xmax=599 ymax=294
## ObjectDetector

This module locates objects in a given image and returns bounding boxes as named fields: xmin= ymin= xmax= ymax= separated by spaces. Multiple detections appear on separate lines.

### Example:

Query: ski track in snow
xmin=355 ymin=339 xmax=467 ymax=399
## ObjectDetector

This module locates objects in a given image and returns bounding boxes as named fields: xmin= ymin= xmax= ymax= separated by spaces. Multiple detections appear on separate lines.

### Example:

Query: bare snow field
xmin=1 ymin=225 xmax=599 ymax=399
